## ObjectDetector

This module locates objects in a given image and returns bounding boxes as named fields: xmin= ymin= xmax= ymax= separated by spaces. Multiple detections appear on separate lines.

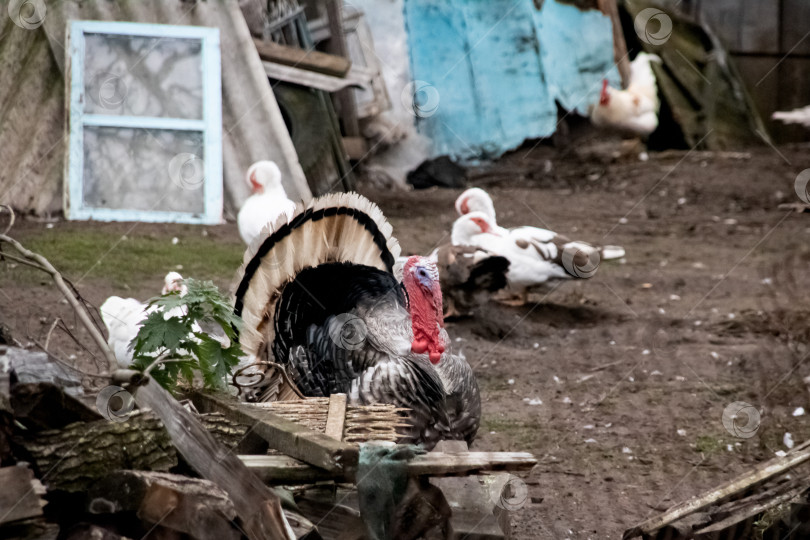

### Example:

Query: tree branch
xmin=0 ymin=206 xmax=116 ymax=373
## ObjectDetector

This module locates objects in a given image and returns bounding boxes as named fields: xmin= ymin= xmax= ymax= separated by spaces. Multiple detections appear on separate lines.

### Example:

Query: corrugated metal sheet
xmin=0 ymin=0 xmax=311 ymax=217
xmin=402 ymin=0 xmax=618 ymax=159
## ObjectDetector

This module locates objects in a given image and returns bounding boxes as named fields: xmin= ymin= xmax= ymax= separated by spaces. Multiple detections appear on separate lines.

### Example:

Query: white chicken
xmin=590 ymin=52 xmax=661 ymax=137
xmin=100 ymin=272 xmax=189 ymax=367
xmin=237 ymin=161 xmax=298 ymax=246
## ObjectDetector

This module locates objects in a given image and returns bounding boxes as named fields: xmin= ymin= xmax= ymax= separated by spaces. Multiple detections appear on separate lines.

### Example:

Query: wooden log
xmin=624 ymin=440 xmax=810 ymax=539
xmin=252 ymin=38 xmax=351 ymax=77
xmin=240 ymin=451 xmax=537 ymax=484
xmin=0 ymin=466 xmax=45 ymax=525
xmin=192 ymin=391 xmax=359 ymax=478
xmin=21 ymin=411 xmax=177 ymax=492
xmin=88 ymin=471 xmax=239 ymax=540
xmin=134 ymin=381 xmax=310 ymax=540
xmin=324 ymin=393 xmax=347 ymax=441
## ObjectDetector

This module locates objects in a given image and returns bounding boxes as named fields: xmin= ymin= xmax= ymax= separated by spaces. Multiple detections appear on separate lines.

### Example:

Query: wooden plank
xmin=192 ymin=391 xmax=358 ymax=477
xmin=253 ymin=38 xmax=351 ymax=77
xmin=263 ymin=61 xmax=372 ymax=93
xmin=240 ymin=451 xmax=537 ymax=483
xmin=624 ymin=440 xmax=810 ymax=539
xmin=0 ymin=466 xmax=44 ymax=525
xmin=324 ymin=393 xmax=347 ymax=441
xmin=134 ymin=381 xmax=305 ymax=540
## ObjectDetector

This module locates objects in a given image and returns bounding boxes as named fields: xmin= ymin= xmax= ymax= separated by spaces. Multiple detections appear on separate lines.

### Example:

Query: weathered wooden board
xmin=253 ymin=38 xmax=351 ymax=77
xmin=262 ymin=61 xmax=372 ymax=92
xmin=240 ymin=451 xmax=537 ymax=483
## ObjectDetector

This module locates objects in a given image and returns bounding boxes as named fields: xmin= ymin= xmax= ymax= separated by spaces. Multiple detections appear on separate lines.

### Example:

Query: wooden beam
xmin=134 ymin=382 xmax=303 ymax=540
xmin=192 ymin=391 xmax=359 ymax=477
xmin=253 ymin=38 xmax=351 ymax=77
xmin=240 ymin=451 xmax=537 ymax=484
xmin=324 ymin=393 xmax=347 ymax=441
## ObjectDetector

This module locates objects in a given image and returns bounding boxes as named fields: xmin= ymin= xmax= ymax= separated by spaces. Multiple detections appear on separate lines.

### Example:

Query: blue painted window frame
xmin=66 ymin=21 xmax=223 ymax=224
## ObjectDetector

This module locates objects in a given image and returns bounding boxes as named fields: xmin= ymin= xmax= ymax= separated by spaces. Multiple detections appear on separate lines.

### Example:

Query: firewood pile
xmin=0 ymin=345 xmax=537 ymax=540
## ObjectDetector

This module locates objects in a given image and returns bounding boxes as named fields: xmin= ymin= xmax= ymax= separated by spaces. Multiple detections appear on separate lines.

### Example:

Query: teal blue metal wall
xmin=403 ymin=0 xmax=620 ymax=159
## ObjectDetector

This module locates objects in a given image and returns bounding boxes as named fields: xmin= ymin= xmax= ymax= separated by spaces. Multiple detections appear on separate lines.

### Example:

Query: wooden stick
xmin=325 ymin=393 xmax=347 ymax=441
xmin=624 ymin=440 xmax=810 ymax=539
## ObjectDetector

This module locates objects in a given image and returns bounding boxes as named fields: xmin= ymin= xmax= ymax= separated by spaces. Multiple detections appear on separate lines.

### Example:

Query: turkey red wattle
xmin=402 ymin=257 xmax=446 ymax=364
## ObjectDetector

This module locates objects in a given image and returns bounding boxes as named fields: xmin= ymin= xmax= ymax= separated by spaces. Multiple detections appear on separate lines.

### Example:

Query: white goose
xmin=237 ymin=161 xmax=298 ymax=246
xmin=452 ymin=212 xmax=607 ymax=304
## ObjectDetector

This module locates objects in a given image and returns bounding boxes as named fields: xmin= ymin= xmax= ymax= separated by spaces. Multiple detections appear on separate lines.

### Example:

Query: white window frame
xmin=65 ymin=20 xmax=223 ymax=224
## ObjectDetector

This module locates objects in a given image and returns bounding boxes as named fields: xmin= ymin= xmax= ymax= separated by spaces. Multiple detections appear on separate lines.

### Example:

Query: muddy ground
xmin=2 ymin=141 xmax=810 ymax=539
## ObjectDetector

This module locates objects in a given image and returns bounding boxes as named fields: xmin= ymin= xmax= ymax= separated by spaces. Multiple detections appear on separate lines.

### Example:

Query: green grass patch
xmin=1 ymin=227 xmax=244 ymax=290
xmin=694 ymin=434 xmax=725 ymax=455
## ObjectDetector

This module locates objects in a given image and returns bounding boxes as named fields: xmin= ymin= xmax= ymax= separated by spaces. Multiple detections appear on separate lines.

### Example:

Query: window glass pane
xmin=82 ymin=127 xmax=205 ymax=214
xmin=84 ymin=33 xmax=203 ymax=119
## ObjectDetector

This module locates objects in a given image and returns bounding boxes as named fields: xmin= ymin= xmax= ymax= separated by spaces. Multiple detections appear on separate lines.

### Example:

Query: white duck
xmin=455 ymin=187 xmax=626 ymax=261
xmin=452 ymin=211 xmax=620 ymax=304
xmin=237 ymin=161 xmax=298 ymax=246
xmin=100 ymin=272 xmax=189 ymax=368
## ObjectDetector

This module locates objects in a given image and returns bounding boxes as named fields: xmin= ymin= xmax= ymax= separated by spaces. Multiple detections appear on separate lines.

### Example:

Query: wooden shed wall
xmin=659 ymin=0 xmax=810 ymax=143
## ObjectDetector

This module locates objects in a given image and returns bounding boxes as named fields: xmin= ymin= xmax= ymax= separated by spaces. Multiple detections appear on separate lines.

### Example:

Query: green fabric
xmin=356 ymin=444 xmax=425 ymax=540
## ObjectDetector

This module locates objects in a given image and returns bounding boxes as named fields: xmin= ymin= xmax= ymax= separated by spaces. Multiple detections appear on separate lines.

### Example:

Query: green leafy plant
xmin=131 ymin=278 xmax=243 ymax=391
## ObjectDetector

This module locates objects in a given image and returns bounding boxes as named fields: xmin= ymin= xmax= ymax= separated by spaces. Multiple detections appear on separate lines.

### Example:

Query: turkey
xmin=233 ymin=193 xmax=480 ymax=448
xmin=590 ymin=53 xmax=661 ymax=137
xmin=455 ymin=187 xmax=625 ymax=260
xmin=100 ymin=272 xmax=188 ymax=367
xmin=237 ymin=160 xmax=297 ymax=246
xmin=452 ymin=211 xmax=613 ymax=304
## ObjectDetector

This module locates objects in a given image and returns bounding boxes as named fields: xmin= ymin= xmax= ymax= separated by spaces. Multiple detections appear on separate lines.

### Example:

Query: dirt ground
xmin=2 ymin=141 xmax=810 ymax=539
